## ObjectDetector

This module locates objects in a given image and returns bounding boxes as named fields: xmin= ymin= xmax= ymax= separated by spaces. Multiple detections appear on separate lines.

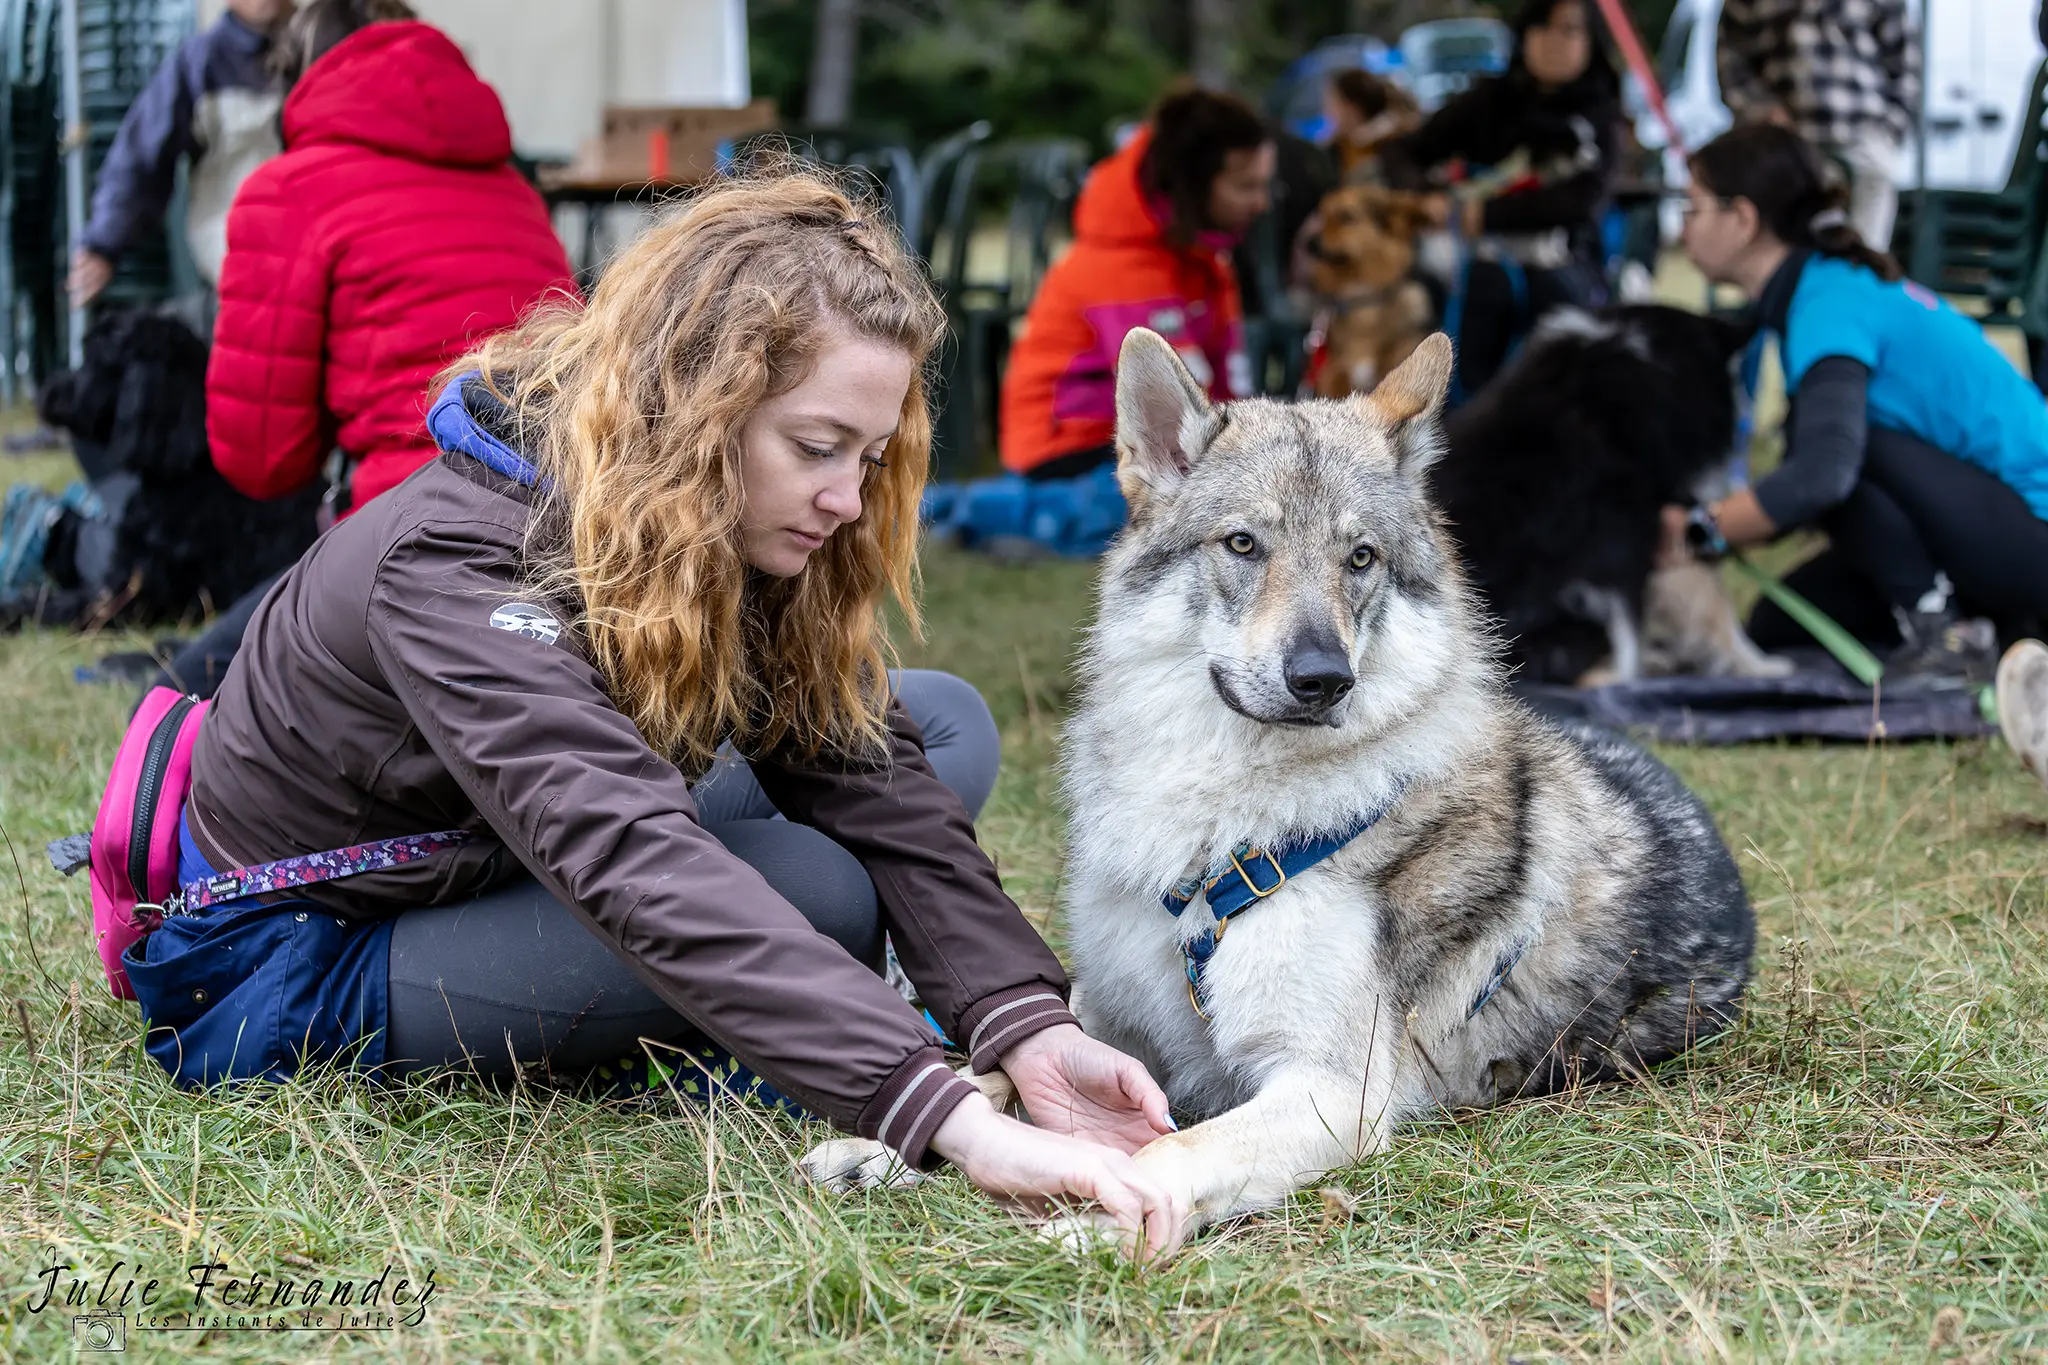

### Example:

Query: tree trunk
xmin=1190 ymin=0 xmax=1236 ymax=90
xmin=806 ymin=0 xmax=861 ymax=127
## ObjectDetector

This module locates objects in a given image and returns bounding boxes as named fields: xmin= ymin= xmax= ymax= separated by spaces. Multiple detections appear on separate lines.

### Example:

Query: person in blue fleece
xmin=68 ymin=0 xmax=293 ymax=307
xmin=1674 ymin=123 xmax=2048 ymax=684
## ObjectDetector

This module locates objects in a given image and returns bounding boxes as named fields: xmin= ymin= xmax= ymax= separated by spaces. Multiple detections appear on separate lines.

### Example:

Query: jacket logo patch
xmin=489 ymin=602 xmax=561 ymax=645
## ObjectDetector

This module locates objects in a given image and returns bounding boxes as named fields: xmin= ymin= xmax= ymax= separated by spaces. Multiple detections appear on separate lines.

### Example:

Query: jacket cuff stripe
xmin=874 ymin=1061 xmax=950 ymax=1147
xmin=894 ymin=1074 xmax=975 ymax=1171
xmin=968 ymin=996 xmax=1080 ymax=1074
xmin=966 ymin=990 xmax=1064 ymax=1056
xmin=859 ymin=1049 xmax=977 ymax=1171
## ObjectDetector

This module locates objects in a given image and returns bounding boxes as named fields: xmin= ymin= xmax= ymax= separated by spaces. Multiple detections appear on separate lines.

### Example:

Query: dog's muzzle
xmin=1284 ymin=640 xmax=1354 ymax=710
xmin=1209 ymin=632 xmax=1356 ymax=728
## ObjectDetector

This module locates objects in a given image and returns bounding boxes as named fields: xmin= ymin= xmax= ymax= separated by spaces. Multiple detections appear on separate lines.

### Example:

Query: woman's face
xmin=737 ymin=328 xmax=915 ymax=578
xmin=1679 ymin=182 xmax=1760 ymax=284
xmin=1206 ymin=142 xmax=1277 ymax=237
xmin=1523 ymin=0 xmax=1592 ymax=87
xmin=1323 ymin=86 xmax=1364 ymax=139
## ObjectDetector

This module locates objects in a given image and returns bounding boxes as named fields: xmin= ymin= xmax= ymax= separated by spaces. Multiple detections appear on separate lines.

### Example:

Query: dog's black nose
xmin=1283 ymin=640 xmax=1354 ymax=707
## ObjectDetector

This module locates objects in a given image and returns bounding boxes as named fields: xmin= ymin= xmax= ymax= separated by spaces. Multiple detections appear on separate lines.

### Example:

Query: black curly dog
xmin=24 ymin=309 xmax=319 ymax=631
xmin=1427 ymin=305 xmax=1756 ymax=684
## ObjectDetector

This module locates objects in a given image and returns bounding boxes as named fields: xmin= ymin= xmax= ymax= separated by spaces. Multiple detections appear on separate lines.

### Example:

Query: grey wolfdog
xmin=1049 ymin=328 xmax=1754 ymax=1244
xmin=800 ymin=329 xmax=1754 ymax=1254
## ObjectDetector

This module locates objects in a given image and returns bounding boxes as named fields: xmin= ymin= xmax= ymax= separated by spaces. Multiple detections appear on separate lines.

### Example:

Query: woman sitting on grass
xmin=126 ymin=171 xmax=1186 ymax=1260
xmin=1675 ymin=123 xmax=2048 ymax=684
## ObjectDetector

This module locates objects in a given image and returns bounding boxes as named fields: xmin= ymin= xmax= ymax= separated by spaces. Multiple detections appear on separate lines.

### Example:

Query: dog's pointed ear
xmin=1355 ymin=332 xmax=1454 ymax=476
xmin=1115 ymin=328 xmax=1213 ymax=509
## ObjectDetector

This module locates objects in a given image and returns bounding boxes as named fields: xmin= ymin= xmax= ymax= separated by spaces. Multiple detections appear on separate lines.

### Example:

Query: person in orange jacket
xmin=1000 ymin=87 xmax=1275 ymax=480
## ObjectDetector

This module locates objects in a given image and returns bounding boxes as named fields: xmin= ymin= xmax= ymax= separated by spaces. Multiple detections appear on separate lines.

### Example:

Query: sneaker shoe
xmin=1885 ymin=604 xmax=2000 ymax=688
xmin=1997 ymin=639 xmax=2048 ymax=791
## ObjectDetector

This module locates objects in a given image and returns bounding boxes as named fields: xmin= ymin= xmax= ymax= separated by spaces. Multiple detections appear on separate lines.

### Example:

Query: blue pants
xmin=128 ymin=670 xmax=1001 ymax=1100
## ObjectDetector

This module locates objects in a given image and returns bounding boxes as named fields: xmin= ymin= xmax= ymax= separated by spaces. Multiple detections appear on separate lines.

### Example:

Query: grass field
xmin=3 ymin=528 xmax=2046 ymax=1363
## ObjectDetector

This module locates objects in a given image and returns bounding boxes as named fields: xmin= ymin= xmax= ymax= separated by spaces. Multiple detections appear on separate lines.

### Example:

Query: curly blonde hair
xmin=450 ymin=170 xmax=946 ymax=773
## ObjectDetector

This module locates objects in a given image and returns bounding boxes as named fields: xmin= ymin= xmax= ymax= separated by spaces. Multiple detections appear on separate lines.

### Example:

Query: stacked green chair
xmin=0 ymin=0 xmax=192 ymax=395
xmin=1891 ymin=60 xmax=2048 ymax=387
xmin=914 ymin=119 xmax=989 ymax=287
xmin=911 ymin=120 xmax=990 ymax=479
xmin=731 ymin=123 xmax=924 ymax=249
xmin=933 ymin=137 xmax=1089 ymax=478
xmin=74 ymin=0 xmax=193 ymax=309
xmin=3 ymin=0 xmax=62 ymax=396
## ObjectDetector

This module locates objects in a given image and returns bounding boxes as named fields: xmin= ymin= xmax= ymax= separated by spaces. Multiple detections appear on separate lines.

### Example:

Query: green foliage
xmin=748 ymin=0 xmax=1692 ymax=153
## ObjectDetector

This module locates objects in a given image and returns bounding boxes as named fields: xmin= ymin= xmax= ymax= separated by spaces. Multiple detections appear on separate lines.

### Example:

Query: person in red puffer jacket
xmin=150 ymin=0 xmax=574 ymax=702
xmin=207 ymin=0 xmax=576 ymax=516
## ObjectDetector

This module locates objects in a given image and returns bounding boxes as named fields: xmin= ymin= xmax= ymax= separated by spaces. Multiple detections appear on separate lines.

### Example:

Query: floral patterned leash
xmin=135 ymin=829 xmax=472 ymax=931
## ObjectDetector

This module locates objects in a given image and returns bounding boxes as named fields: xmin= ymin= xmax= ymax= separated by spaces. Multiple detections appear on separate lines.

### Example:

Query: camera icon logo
xmin=73 ymin=1310 xmax=126 ymax=1352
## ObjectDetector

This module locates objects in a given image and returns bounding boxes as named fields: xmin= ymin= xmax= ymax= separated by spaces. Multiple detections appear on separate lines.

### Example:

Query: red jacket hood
xmin=283 ymin=21 xmax=512 ymax=167
xmin=1072 ymin=129 xmax=1168 ymax=248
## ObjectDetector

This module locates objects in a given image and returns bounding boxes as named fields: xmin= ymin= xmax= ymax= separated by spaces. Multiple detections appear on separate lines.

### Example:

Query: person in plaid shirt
xmin=1716 ymin=0 xmax=1920 ymax=248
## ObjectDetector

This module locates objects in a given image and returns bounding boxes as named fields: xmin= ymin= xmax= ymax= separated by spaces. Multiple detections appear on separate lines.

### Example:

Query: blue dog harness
xmin=1161 ymin=784 xmax=1407 ymax=1021
xmin=1157 ymin=779 xmax=1530 ymax=1024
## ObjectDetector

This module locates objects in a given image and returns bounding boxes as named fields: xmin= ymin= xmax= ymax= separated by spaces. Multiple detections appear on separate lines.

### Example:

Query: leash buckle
xmin=1228 ymin=845 xmax=1286 ymax=898
xmin=129 ymin=892 xmax=182 ymax=931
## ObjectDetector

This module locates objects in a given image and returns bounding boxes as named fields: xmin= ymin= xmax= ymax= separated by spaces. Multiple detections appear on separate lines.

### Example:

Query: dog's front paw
xmin=1038 ymin=1209 xmax=1124 ymax=1256
xmin=796 ymin=1138 xmax=925 ymax=1194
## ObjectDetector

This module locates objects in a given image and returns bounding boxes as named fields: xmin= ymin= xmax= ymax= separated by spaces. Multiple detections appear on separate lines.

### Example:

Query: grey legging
xmin=381 ymin=669 xmax=999 ymax=1081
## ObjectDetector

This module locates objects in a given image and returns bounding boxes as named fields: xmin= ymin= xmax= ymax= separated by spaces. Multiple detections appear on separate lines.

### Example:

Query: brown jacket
xmin=188 ymin=387 xmax=1076 ymax=1166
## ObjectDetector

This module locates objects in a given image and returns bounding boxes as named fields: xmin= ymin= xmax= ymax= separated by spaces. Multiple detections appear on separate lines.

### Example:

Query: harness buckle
xmin=1228 ymin=846 xmax=1287 ymax=898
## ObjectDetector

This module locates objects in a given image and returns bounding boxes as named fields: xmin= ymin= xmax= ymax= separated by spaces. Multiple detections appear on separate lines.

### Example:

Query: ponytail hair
xmin=269 ymin=0 xmax=418 ymax=89
xmin=1689 ymin=123 xmax=1902 ymax=282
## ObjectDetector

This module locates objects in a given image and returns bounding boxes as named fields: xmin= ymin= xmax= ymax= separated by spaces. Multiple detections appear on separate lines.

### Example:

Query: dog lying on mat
xmin=1431 ymin=305 xmax=1792 ymax=686
xmin=802 ymin=331 xmax=1755 ymax=1256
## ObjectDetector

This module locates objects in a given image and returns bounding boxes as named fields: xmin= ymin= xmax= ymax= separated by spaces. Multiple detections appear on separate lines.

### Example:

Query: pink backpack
xmin=81 ymin=687 xmax=209 ymax=1000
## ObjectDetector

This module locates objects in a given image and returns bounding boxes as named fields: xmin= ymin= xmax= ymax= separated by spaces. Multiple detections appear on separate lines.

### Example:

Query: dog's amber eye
xmin=1350 ymin=546 xmax=1377 ymax=571
xmin=1226 ymin=532 xmax=1257 ymax=556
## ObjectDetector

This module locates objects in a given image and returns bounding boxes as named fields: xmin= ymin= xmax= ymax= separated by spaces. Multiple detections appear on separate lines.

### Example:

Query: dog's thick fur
xmin=25 ymin=309 xmax=319 ymax=627
xmin=1304 ymin=185 xmax=1434 ymax=399
xmin=797 ymin=330 xmax=1757 ymax=1251
xmin=1429 ymin=305 xmax=1790 ymax=685
xmin=1039 ymin=331 xmax=1754 ymax=1243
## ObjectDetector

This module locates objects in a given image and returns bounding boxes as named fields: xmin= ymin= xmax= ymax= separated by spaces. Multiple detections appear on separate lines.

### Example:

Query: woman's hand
xmin=69 ymin=249 xmax=113 ymax=307
xmin=999 ymin=1023 xmax=1175 ymax=1155
xmin=929 ymin=1092 xmax=1189 ymax=1262
xmin=1709 ymin=487 xmax=1779 ymax=547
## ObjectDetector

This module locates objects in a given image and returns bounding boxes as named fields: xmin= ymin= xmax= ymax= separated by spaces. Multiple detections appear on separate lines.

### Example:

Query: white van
xmin=1644 ymin=0 xmax=2041 ymax=193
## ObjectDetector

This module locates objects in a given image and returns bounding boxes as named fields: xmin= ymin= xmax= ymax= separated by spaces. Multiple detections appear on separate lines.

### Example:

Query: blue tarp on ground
xmin=921 ymin=464 xmax=1128 ymax=559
